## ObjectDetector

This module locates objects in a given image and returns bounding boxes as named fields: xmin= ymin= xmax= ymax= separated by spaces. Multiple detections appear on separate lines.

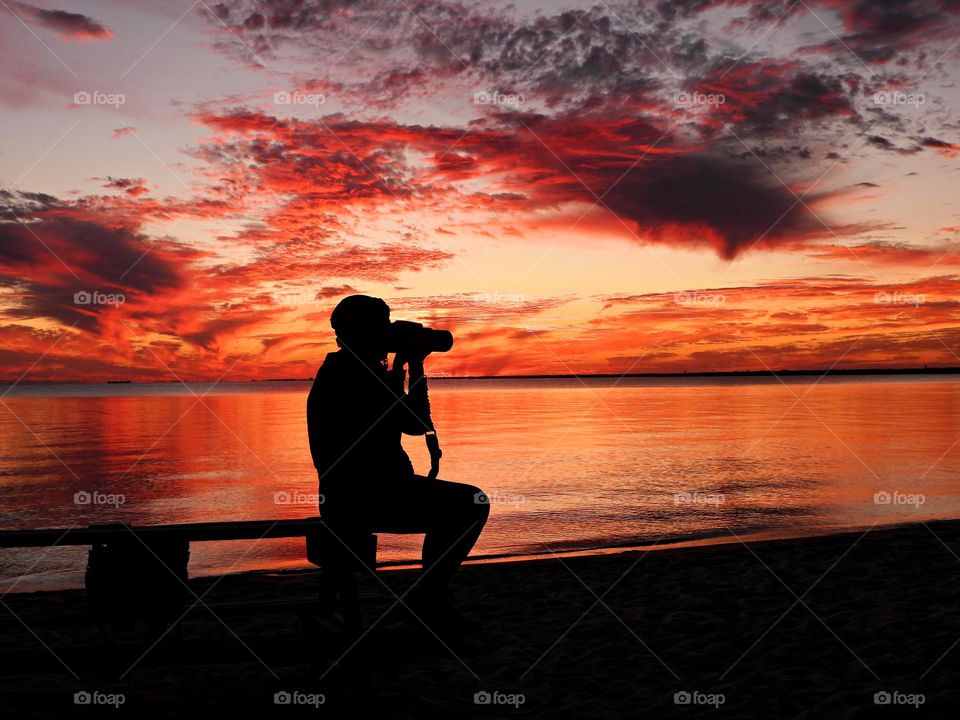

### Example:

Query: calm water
xmin=2 ymin=375 xmax=959 ymax=592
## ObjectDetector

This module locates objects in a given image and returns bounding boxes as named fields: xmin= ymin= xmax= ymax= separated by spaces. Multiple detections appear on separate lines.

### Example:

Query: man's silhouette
xmin=306 ymin=294 xmax=489 ymax=631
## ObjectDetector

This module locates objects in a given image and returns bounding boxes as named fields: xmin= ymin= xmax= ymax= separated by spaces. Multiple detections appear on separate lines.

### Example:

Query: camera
xmin=386 ymin=320 xmax=453 ymax=355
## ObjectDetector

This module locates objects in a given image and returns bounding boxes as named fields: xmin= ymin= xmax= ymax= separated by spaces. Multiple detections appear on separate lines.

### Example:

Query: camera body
xmin=387 ymin=320 xmax=453 ymax=355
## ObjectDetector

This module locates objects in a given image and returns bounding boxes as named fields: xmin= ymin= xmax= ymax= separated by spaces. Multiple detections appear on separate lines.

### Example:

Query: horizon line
xmin=2 ymin=365 xmax=960 ymax=385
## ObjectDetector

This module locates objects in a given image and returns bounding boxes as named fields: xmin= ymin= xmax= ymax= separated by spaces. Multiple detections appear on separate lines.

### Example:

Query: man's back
xmin=306 ymin=349 xmax=414 ymax=499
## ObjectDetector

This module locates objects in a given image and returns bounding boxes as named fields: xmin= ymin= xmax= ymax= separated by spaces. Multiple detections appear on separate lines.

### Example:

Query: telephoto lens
xmin=387 ymin=320 xmax=453 ymax=354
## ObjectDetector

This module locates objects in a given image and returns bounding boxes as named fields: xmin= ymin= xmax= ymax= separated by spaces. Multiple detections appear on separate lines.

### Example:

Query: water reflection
xmin=2 ymin=376 xmax=959 ymax=591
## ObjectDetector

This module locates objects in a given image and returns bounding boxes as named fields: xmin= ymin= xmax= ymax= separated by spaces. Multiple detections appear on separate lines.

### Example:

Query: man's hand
xmin=392 ymin=351 xmax=410 ymax=374
xmin=393 ymin=355 xmax=426 ymax=387
xmin=392 ymin=346 xmax=430 ymax=374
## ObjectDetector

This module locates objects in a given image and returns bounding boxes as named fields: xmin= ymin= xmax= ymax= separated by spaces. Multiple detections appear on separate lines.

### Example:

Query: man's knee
xmin=462 ymin=484 xmax=491 ymax=523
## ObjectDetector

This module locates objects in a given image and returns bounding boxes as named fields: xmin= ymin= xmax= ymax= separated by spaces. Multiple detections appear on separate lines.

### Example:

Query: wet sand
xmin=2 ymin=520 xmax=960 ymax=717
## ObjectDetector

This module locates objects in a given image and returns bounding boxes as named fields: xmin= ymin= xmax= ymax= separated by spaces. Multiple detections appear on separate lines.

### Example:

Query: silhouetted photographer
xmin=306 ymin=294 xmax=490 ymax=634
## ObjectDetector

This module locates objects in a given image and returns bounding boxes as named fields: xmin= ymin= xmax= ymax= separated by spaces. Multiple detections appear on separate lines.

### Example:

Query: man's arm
xmin=392 ymin=352 xmax=443 ymax=478
xmin=391 ymin=355 xmax=434 ymax=435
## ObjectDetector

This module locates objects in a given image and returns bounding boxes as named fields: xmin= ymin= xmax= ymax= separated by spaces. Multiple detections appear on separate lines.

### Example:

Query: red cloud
xmin=192 ymin=107 xmax=852 ymax=259
xmin=807 ymin=242 xmax=960 ymax=267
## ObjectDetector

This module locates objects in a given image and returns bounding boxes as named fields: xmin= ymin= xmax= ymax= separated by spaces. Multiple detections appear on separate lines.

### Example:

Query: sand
xmin=2 ymin=520 xmax=960 ymax=717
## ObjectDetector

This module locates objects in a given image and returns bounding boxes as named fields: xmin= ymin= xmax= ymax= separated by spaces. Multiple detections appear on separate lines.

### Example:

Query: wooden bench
xmin=0 ymin=518 xmax=378 ymax=639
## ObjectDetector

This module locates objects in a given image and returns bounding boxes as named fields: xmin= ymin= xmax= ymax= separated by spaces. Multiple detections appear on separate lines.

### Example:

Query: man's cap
xmin=330 ymin=294 xmax=390 ymax=338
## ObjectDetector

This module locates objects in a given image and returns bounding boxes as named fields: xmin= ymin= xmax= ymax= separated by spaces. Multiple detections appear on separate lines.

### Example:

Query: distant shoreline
xmin=2 ymin=366 xmax=960 ymax=385
xmin=433 ymin=366 xmax=960 ymax=380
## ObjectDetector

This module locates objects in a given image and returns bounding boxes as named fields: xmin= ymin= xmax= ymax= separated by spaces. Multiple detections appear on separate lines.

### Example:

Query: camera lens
xmin=426 ymin=329 xmax=454 ymax=353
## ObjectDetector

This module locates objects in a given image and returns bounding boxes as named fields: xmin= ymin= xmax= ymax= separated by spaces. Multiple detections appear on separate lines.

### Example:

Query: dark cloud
xmin=99 ymin=177 xmax=149 ymax=197
xmin=599 ymin=151 xmax=827 ymax=259
xmin=701 ymin=64 xmax=860 ymax=136
xmin=14 ymin=2 xmax=114 ymax=41
xmin=867 ymin=135 xmax=922 ymax=154
xmin=0 ymin=191 xmax=189 ymax=332
xmin=868 ymin=135 xmax=896 ymax=149
xmin=920 ymin=137 xmax=960 ymax=155
xmin=201 ymin=0 xmax=950 ymax=154
xmin=809 ymin=0 xmax=960 ymax=64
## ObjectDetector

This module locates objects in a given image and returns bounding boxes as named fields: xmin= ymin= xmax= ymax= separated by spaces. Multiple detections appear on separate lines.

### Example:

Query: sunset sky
xmin=1 ymin=0 xmax=959 ymax=381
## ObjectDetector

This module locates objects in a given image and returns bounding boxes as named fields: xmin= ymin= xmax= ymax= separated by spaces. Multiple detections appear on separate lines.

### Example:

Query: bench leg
xmin=306 ymin=523 xmax=376 ymax=637
xmin=338 ymin=568 xmax=362 ymax=637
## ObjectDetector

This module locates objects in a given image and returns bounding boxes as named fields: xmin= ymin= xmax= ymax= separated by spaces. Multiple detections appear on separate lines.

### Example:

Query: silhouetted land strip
xmin=3 ymin=366 xmax=960 ymax=387
xmin=444 ymin=366 xmax=960 ymax=380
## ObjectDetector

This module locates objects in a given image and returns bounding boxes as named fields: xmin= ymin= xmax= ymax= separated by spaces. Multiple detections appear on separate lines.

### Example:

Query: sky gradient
xmin=1 ymin=0 xmax=959 ymax=381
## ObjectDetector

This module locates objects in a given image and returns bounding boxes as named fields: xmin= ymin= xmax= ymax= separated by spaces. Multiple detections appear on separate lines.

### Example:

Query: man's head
xmin=330 ymin=294 xmax=391 ymax=356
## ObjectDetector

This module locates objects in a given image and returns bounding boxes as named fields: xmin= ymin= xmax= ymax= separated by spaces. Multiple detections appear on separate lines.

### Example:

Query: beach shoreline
xmin=2 ymin=519 xmax=960 ymax=717
xmin=2 ymin=518 xmax=945 ymax=596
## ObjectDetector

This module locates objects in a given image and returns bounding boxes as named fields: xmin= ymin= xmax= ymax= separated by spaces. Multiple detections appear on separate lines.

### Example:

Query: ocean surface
xmin=2 ymin=375 xmax=959 ymax=592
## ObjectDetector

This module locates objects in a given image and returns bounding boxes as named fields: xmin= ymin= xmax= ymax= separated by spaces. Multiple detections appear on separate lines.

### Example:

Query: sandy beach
xmin=2 ymin=520 xmax=959 ymax=717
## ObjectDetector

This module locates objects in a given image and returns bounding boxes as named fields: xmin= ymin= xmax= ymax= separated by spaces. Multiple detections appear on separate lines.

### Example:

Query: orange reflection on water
xmin=1 ymin=376 xmax=960 ymax=591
